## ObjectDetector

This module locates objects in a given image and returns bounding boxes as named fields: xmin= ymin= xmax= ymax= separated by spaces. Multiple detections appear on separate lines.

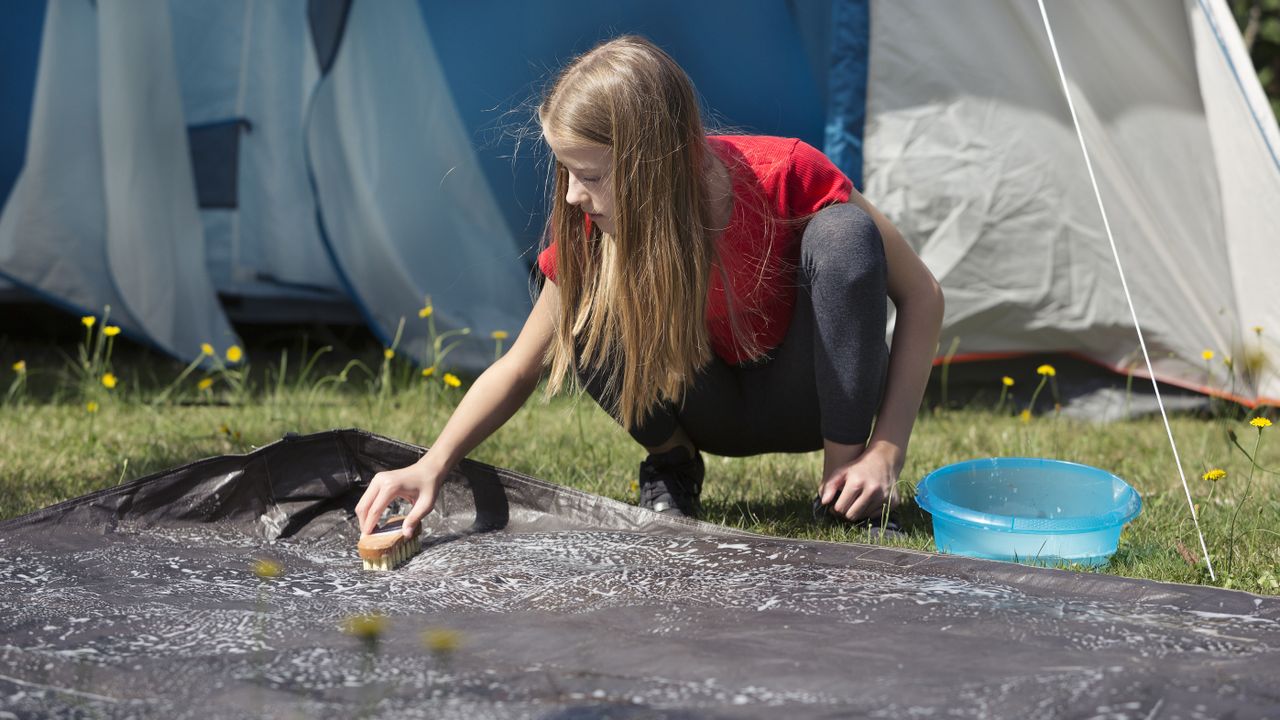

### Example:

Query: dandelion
xmin=1228 ymin=413 xmax=1273 ymax=574
xmin=101 ymin=372 xmax=118 ymax=389
xmin=1224 ymin=355 xmax=1234 ymax=370
xmin=342 ymin=613 xmax=387 ymax=646
xmin=11 ymin=361 xmax=25 ymax=374
xmin=1019 ymin=409 xmax=1032 ymax=423
xmin=421 ymin=628 xmax=461 ymax=656
xmin=225 ymin=345 xmax=243 ymax=363
xmin=103 ymin=326 xmax=121 ymax=337
xmin=253 ymin=558 xmax=283 ymax=579
xmin=491 ymin=329 xmax=510 ymax=362
xmin=1201 ymin=349 xmax=1214 ymax=361
xmin=383 ymin=348 xmax=395 ymax=360
xmin=1253 ymin=325 xmax=1264 ymax=337
xmin=443 ymin=373 xmax=461 ymax=388
xmin=1202 ymin=468 xmax=1226 ymax=482
xmin=996 ymin=376 xmax=1015 ymax=414
xmin=1027 ymin=364 xmax=1059 ymax=415
xmin=197 ymin=378 xmax=214 ymax=391
xmin=200 ymin=343 xmax=214 ymax=356
xmin=421 ymin=366 xmax=436 ymax=378
xmin=86 ymin=401 xmax=99 ymax=414
xmin=418 ymin=303 xmax=434 ymax=319
xmin=81 ymin=316 xmax=95 ymax=328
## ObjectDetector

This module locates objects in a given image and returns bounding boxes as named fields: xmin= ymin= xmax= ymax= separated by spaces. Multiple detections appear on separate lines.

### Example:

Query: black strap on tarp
xmin=1 ymin=429 xmax=1277 ymax=717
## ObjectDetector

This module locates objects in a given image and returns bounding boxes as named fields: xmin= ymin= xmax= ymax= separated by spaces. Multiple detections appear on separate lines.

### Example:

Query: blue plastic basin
xmin=915 ymin=458 xmax=1142 ymax=567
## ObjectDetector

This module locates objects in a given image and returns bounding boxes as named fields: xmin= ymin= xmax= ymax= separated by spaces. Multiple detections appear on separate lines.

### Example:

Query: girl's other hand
xmin=818 ymin=440 xmax=903 ymax=522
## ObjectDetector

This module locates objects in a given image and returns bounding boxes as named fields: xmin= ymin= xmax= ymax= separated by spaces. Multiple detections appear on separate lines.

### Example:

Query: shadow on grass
xmin=703 ymin=492 xmax=934 ymax=545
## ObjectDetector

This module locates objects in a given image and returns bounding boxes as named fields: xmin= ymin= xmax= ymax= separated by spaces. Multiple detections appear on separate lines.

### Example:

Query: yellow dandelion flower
xmin=1019 ymin=409 xmax=1032 ymax=423
xmin=1253 ymin=325 xmax=1264 ymax=337
xmin=103 ymin=325 xmax=121 ymax=337
xmin=86 ymin=401 xmax=99 ymax=414
xmin=1202 ymin=468 xmax=1226 ymax=482
xmin=443 ymin=373 xmax=461 ymax=388
xmin=1250 ymin=417 xmax=1273 ymax=429
xmin=383 ymin=348 xmax=395 ymax=360
xmin=81 ymin=316 xmax=95 ymax=328
xmin=421 ymin=628 xmax=461 ymax=654
xmin=253 ymin=558 xmax=283 ymax=579
xmin=342 ymin=613 xmax=387 ymax=640
xmin=11 ymin=360 xmax=25 ymax=374
xmin=418 ymin=304 xmax=434 ymax=319
xmin=1036 ymin=364 xmax=1056 ymax=377
xmin=101 ymin=372 xmax=118 ymax=389
xmin=491 ymin=330 xmax=509 ymax=340
xmin=219 ymin=422 xmax=231 ymax=435
xmin=200 ymin=343 xmax=214 ymax=356
xmin=1001 ymin=376 xmax=1014 ymax=387
xmin=1201 ymin=349 xmax=1214 ymax=361
xmin=421 ymin=366 xmax=436 ymax=378
xmin=225 ymin=345 xmax=243 ymax=363
xmin=197 ymin=378 xmax=214 ymax=391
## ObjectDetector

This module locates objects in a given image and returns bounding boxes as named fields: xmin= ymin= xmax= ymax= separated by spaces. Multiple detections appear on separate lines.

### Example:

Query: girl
xmin=356 ymin=35 xmax=943 ymax=536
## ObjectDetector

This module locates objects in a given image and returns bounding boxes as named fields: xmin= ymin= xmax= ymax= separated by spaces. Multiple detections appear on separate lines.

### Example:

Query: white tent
xmin=849 ymin=0 xmax=1280 ymax=407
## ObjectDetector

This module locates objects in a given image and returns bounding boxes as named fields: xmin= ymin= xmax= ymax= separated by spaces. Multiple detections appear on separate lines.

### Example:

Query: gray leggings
xmin=578 ymin=202 xmax=889 ymax=456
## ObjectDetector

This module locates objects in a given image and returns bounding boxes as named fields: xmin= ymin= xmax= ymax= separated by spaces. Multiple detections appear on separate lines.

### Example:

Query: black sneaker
xmin=638 ymin=446 xmax=704 ymax=518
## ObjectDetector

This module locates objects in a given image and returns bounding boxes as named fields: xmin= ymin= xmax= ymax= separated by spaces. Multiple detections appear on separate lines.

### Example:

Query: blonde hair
xmin=539 ymin=35 xmax=748 ymax=430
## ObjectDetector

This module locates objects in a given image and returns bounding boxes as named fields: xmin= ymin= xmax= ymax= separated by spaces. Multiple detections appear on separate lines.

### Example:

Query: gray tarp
xmin=1 ymin=429 xmax=1277 ymax=718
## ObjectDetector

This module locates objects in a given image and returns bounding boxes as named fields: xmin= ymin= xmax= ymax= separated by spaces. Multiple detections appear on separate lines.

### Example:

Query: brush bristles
xmin=361 ymin=536 xmax=422 ymax=572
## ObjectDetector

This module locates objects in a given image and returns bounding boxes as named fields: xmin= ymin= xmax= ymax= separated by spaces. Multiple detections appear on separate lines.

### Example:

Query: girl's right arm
xmin=354 ymin=282 xmax=561 ymax=537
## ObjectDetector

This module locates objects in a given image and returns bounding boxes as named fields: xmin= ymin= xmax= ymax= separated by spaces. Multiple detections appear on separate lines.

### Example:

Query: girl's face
xmin=544 ymin=130 xmax=615 ymax=234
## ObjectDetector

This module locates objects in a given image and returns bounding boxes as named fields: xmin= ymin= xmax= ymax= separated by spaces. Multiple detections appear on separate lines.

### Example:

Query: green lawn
xmin=1 ymin=338 xmax=1277 ymax=596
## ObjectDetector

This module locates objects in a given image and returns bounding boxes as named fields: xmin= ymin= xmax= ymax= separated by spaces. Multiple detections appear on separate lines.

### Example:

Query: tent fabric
xmin=1192 ymin=0 xmax=1280 ymax=388
xmin=0 ymin=0 xmax=242 ymax=359
xmin=2 ymin=429 xmax=1278 ymax=718
xmin=844 ymin=0 xmax=1280 ymax=405
xmin=2 ymin=0 xmax=1279 ymax=395
xmin=0 ymin=0 xmax=533 ymax=369
xmin=304 ymin=0 xmax=533 ymax=369
xmin=822 ymin=0 xmax=869 ymax=190
xmin=187 ymin=119 xmax=249 ymax=209
xmin=169 ymin=0 xmax=346 ymax=309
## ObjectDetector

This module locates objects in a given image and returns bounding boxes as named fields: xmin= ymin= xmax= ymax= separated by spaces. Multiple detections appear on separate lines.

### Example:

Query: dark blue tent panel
xmin=0 ymin=0 xmax=46 ymax=210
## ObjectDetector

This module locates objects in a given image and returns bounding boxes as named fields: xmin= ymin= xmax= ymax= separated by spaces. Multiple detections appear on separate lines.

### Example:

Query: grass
xmin=1 ymin=332 xmax=1277 ymax=596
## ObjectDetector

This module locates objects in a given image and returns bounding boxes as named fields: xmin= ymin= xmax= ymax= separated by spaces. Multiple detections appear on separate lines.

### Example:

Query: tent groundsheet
xmin=1 ymin=429 xmax=1278 ymax=718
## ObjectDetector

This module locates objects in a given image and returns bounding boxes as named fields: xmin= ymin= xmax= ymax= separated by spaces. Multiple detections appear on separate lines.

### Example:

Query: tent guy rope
xmin=1035 ymin=0 xmax=1216 ymax=580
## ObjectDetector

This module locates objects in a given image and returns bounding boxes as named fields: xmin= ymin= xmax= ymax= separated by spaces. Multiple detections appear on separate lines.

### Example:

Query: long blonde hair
xmin=539 ymin=36 xmax=727 ymax=430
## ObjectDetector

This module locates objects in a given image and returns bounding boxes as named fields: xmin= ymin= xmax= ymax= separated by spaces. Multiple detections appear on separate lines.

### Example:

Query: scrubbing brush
xmin=357 ymin=515 xmax=422 ymax=571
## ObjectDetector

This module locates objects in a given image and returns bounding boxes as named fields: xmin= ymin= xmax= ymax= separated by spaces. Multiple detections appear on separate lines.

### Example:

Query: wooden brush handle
xmin=356 ymin=515 xmax=420 ymax=560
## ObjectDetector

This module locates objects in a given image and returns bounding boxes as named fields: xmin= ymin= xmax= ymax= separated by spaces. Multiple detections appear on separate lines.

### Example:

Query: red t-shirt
xmin=538 ymin=135 xmax=853 ymax=364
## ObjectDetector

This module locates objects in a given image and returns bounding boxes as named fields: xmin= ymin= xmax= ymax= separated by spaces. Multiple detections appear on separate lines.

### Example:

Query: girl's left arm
xmin=819 ymin=191 xmax=945 ymax=522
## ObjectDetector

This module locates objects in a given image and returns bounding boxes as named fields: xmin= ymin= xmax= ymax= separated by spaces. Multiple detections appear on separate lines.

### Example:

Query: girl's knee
xmin=800 ymin=203 xmax=886 ymax=287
